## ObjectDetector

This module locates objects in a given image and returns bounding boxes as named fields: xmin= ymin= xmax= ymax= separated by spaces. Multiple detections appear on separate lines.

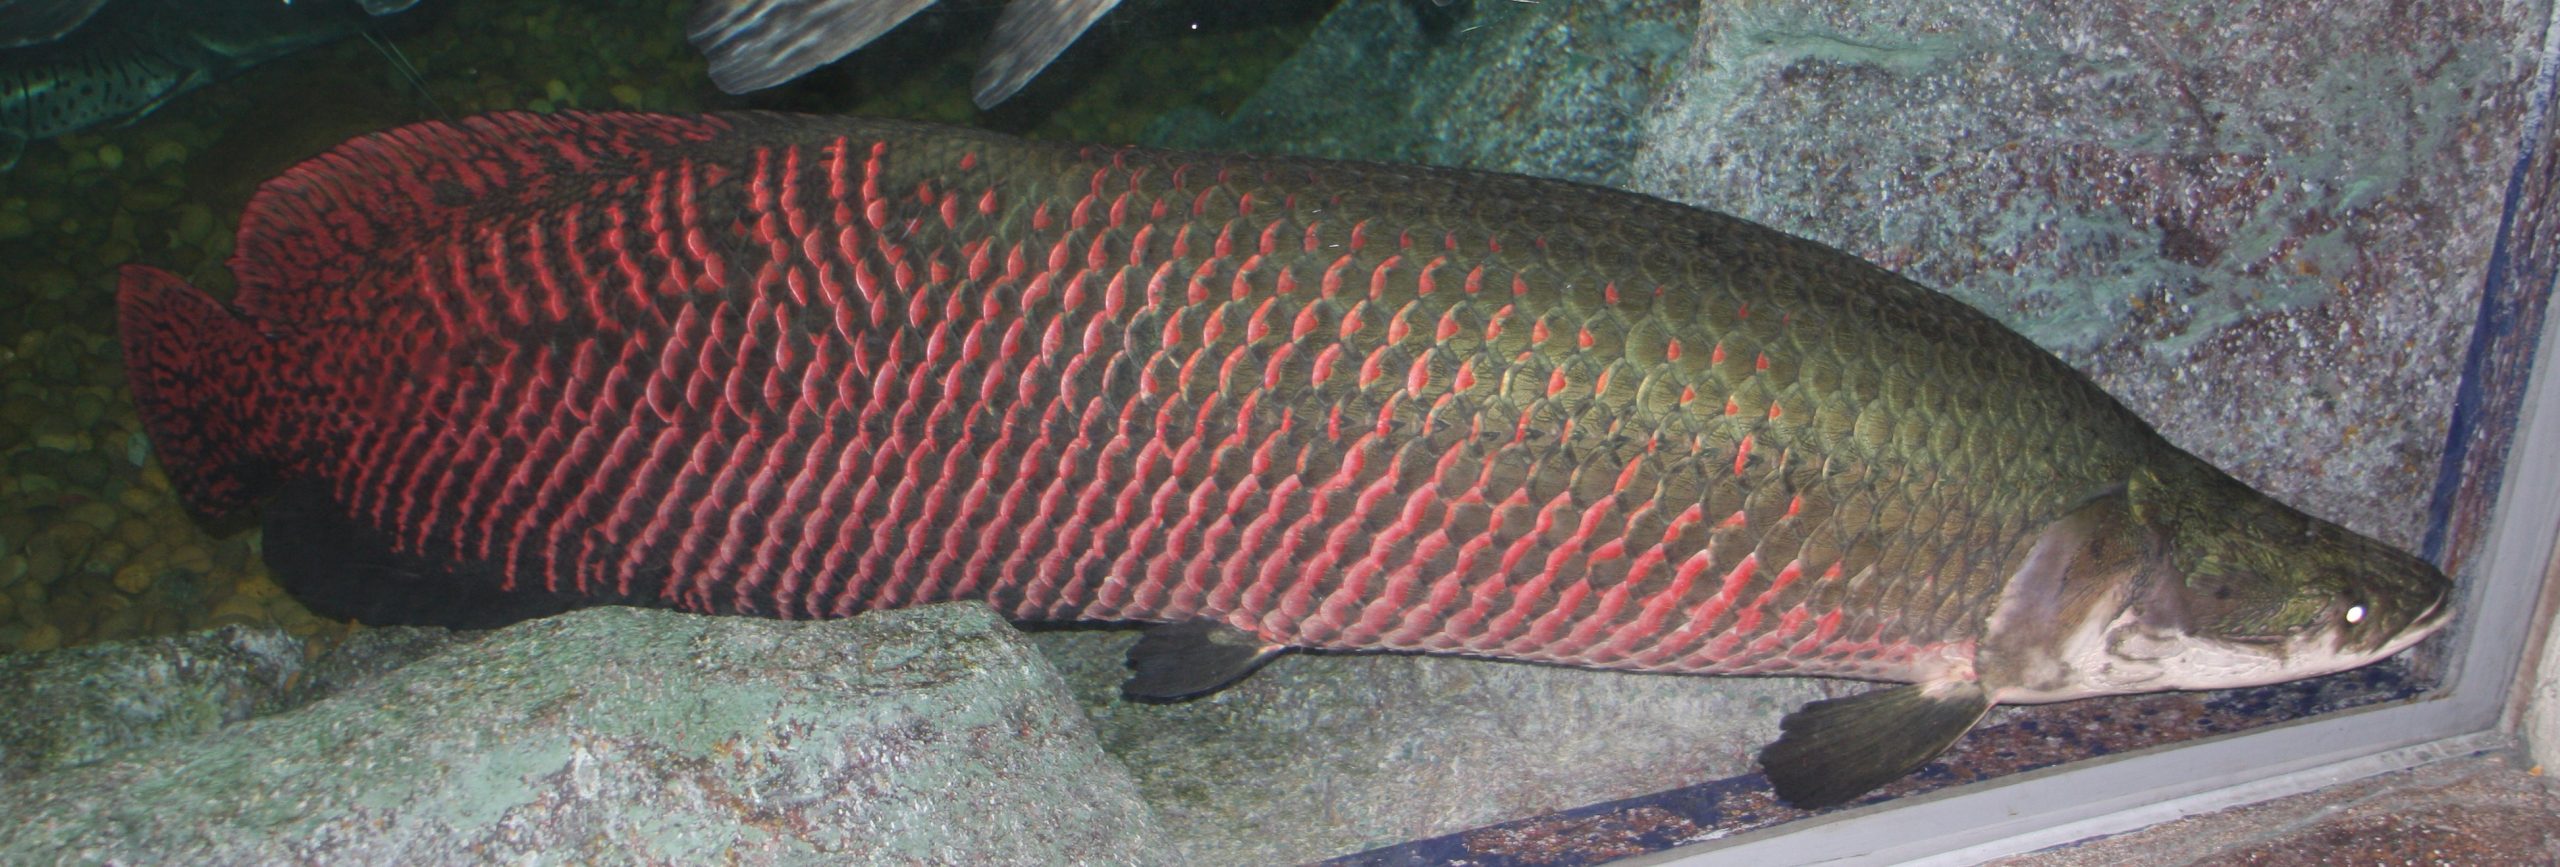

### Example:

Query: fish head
xmin=2104 ymin=467 xmax=2455 ymax=694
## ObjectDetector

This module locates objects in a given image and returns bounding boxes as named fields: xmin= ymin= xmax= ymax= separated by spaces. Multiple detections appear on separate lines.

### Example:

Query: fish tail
xmin=117 ymin=264 xmax=294 ymax=520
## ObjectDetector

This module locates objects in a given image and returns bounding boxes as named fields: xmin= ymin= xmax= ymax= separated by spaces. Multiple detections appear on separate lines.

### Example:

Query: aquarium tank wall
xmin=0 ymin=0 xmax=2552 ymax=864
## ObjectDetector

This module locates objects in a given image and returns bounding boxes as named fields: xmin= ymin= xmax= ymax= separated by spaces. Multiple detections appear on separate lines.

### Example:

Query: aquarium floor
xmin=1992 ymin=747 xmax=2560 ymax=866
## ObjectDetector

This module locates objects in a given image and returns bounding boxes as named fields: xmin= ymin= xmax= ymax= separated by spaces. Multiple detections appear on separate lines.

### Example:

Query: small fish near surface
xmin=0 ymin=0 xmax=396 ymax=170
xmin=117 ymin=111 xmax=2454 ymax=808
xmin=689 ymin=0 xmax=1460 ymax=108
xmin=688 ymin=0 xmax=1122 ymax=108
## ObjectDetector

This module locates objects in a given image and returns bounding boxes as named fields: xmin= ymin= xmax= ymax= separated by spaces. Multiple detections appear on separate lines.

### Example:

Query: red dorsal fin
xmin=227 ymin=111 xmax=734 ymax=325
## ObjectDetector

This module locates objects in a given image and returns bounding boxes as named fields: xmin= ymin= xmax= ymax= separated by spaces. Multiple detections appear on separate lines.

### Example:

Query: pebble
xmin=171 ymin=204 xmax=213 ymax=248
xmin=16 ymin=623 xmax=60 ymax=653
xmin=90 ymin=605 xmax=141 ymax=642
xmin=66 ymin=500 xmax=119 ymax=533
xmin=69 ymin=391 xmax=105 ymax=428
xmin=0 ymin=512 xmax=31 ymax=555
xmin=115 ymin=516 xmax=157 ymax=550
xmin=233 ymin=573 xmax=283 ymax=601
xmin=89 ymin=539 xmax=128 ymax=573
xmin=31 ymin=431 xmax=87 ymax=453
xmin=209 ymin=596 xmax=267 ymax=628
xmin=57 ymin=448 xmax=112 ymax=489
xmin=97 ymin=144 xmax=123 ymax=171
xmin=143 ymin=140 xmax=187 ymax=171
xmin=26 ymin=535 xmax=76 ymax=585
xmin=121 ymin=183 xmax=181 ymax=215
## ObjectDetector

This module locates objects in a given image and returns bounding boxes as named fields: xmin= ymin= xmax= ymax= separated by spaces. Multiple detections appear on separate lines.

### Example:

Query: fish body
xmin=0 ymin=0 xmax=373 ymax=170
xmin=118 ymin=111 xmax=2453 ymax=806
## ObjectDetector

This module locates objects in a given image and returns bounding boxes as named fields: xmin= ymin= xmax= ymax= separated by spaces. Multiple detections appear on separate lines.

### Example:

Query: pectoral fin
xmin=1757 ymin=681 xmax=1994 ymax=809
xmin=1120 ymin=620 xmax=1285 ymax=702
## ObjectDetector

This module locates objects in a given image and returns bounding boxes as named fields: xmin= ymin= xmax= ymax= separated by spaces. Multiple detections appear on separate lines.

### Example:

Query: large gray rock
xmin=1629 ymin=0 xmax=2544 ymax=549
xmin=0 ymin=622 xmax=459 ymax=782
xmin=0 ymin=604 xmax=1163 ymax=866
xmin=0 ymin=624 xmax=308 ymax=781
xmin=1032 ymin=630 xmax=1822 ymax=865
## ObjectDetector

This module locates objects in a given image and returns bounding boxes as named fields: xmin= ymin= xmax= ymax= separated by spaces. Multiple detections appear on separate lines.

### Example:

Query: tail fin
xmin=117 ymin=264 xmax=292 ymax=520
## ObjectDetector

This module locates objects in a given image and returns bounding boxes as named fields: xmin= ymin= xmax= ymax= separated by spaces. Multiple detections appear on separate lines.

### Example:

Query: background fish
xmin=0 ymin=0 xmax=109 ymax=48
xmin=0 ymin=0 xmax=415 ymax=48
xmin=689 ymin=0 xmax=1119 ymax=108
xmin=0 ymin=0 xmax=380 ymax=170
xmin=116 ymin=111 xmax=2453 ymax=807
xmin=687 ymin=0 xmax=1462 ymax=108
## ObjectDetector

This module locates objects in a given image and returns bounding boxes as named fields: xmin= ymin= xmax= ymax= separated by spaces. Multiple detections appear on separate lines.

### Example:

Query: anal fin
xmin=263 ymin=478 xmax=594 ymax=630
xmin=1121 ymin=620 xmax=1284 ymax=702
xmin=1757 ymin=681 xmax=1994 ymax=809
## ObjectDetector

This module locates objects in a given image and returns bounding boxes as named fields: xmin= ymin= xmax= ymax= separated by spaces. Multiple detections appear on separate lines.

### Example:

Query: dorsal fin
xmin=226 ymin=111 xmax=735 ymax=326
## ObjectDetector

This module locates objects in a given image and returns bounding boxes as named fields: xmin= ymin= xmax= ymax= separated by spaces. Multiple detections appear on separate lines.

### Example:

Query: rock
xmin=108 ymin=561 xmax=154 ymax=595
xmin=1031 ymin=630 xmax=1822 ymax=865
xmin=170 ymin=203 xmax=213 ymax=248
xmin=20 ymin=535 xmax=66 ymax=589
xmin=13 ymin=623 xmax=59 ymax=653
xmin=1624 ymin=0 xmax=2538 ymax=545
xmin=142 ymin=140 xmax=187 ymax=171
xmin=0 ymin=605 xmax=1161 ymax=865
xmin=0 ymin=624 xmax=449 ymax=783
xmin=205 ymin=596 xmax=266 ymax=628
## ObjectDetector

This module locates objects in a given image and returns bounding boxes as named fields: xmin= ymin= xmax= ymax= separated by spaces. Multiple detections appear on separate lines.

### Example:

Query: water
xmin=1 ymin=0 xmax=2547 ymax=863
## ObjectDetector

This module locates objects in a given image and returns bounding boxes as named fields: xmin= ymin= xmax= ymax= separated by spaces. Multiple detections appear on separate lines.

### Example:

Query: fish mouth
xmin=2372 ymin=589 xmax=2455 ymax=657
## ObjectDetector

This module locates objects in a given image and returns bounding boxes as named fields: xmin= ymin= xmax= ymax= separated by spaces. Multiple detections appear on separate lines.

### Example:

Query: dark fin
xmin=108 ymin=68 xmax=209 ymax=130
xmin=687 ymin=0 xmax=937 ymax=93
xmin=1757 ymin=682 xmax=1994 ymax=809
xmin=973 ymin=0 xmax=1117 ymax=108
xmin=116 ymin=265 xmax=294 ymax=522
xmin=263 ymin=478 xmax=600 ymax=630
xmin=1121 ymin=620 xmax=1284 ymax=702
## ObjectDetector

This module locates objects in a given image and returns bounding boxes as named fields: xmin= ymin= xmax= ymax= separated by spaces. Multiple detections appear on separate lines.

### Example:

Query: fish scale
xmin=120 ymin=111 xmax=2452 ymax=808
xmin=423 ymin=115 xmax=1967 ymax=660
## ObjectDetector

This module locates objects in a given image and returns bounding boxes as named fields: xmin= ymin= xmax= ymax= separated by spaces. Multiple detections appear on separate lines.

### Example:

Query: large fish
xmin=117 ymin=111 xmax=2453 ymax=807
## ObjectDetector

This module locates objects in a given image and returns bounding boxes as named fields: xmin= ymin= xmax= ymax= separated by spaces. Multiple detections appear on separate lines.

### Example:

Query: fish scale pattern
xmin=131 ymin=111 xmax=2175 ymax=682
